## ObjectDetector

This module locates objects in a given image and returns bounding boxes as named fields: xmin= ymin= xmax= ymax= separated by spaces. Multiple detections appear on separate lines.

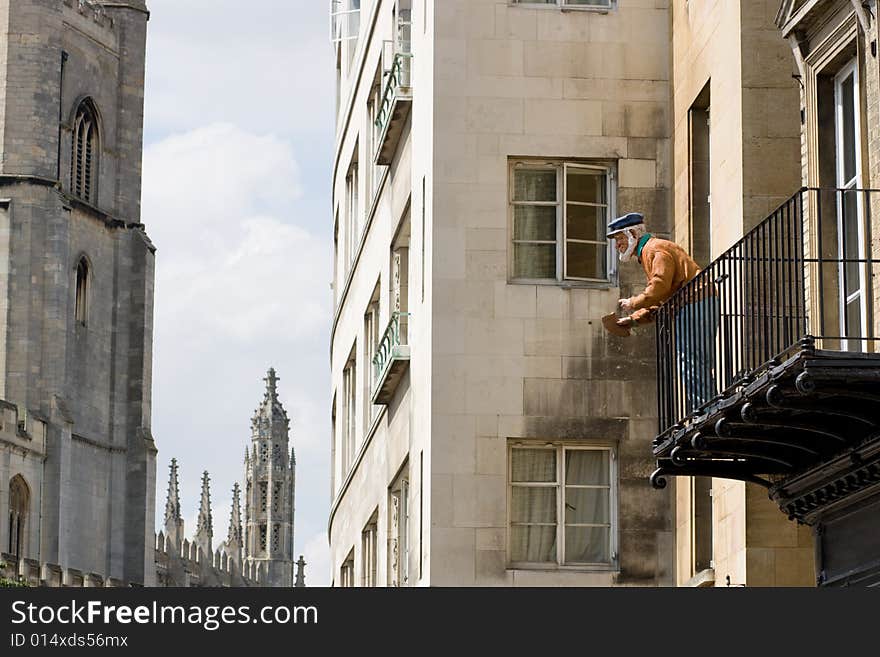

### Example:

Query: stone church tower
xmin=0 ymin=0 xmax=156 ymax=585
xmin=244 ymin=368 xmax=296 ymax=587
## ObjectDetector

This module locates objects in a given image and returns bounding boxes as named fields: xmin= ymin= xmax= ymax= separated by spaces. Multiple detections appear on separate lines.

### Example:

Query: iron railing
xmin=372 ymin=311 xmax=410 ymax=388
xmin=375 ymin=52 xmax=412 ymax=138
xmin=656 ymin=188 xmax=880 ymax=436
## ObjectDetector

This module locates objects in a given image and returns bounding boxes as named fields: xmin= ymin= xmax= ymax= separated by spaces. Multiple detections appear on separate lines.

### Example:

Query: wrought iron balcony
xmin=374 ymin=51 xmax=413 ymax=166
xmin=371 ymin=312 xmax=410 ymax=405
xmin=650 ymin=188 xmax=880 ymax=523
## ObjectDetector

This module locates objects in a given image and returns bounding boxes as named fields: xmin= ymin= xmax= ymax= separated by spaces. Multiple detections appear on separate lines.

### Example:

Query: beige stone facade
xmin=670 ymin=0 xmax=816 ymax=588
xmin=329 ymin=0 xmax=674 ymax=587
xmin=329 ymin=0 xmax=871 ymax=589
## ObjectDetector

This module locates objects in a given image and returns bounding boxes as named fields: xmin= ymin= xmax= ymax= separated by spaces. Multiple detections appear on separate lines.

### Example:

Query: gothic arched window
xmin=70 ymin=100 xmax=99 ymax=203
xmin=75 ymin=257 xmax=89 ymax=325
xmin=8 ymin=475 xmax=29 ymax=558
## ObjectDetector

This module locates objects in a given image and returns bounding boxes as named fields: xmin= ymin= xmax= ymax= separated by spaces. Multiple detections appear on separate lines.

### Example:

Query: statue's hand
xmin=618 ymin=298 xmax=634 ymax=314
xmin=616 ymin=317 xmax=634 ymax=328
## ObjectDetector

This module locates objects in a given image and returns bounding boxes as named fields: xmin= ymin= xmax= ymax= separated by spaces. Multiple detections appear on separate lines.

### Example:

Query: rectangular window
xmin=364 ymin=283 xmax=381 ymax=424
xmin=420 ymin=176 xmax=426 ymax=302
xmin=339 ymin=549 xmax=355 ymax=587
xmin=510 ymin=160 xmax=614 ymax=284
xmin=272 ymin=482 xmax=282 ymax=515
xmin=361 ymin=512 xmax=378 ymax=587
xmin=691 ymin=477 xmax=713 ymax=575
xmin=689 ymin=82 xmax=711 ymax=268
xmin=342 ymin=347 xmax=357 ymax=473
xmin=259 ymin=482 xmax=267 ymax=513
xmin=508 ymin=443 xmax=617 ymax=568
xmin=367 ymin=67 xmax=384 ymax=195
xmin=331 ymin=394 xmax=337 ymax=497
xmin=345 ymin=153 xmax=360 ymax=270
xmin=388 ymin=464 xmax=410 ymax=586
xmin=333 ymin=212 xmax=340 ymax=305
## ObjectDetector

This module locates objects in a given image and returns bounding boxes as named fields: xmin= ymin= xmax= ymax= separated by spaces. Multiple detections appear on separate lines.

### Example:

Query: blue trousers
xmin=674 ymin=296 xmax=720 ymax=413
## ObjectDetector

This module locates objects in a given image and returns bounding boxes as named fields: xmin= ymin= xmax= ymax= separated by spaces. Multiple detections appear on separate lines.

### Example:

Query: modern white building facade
xmin=329 ymin=0 xmax=674 ymax=586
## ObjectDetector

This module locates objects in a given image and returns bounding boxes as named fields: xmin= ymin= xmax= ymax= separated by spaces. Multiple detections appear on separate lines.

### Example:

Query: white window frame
xmin=509 ymin=0 xmax=615 ymax=12
xmin=363 ymin=287 xmax=380 ymax=425
xmin=833 ymin=57 xmax=868 ymax=351
xmin=361 ymin=513 xmax=378 ymax=587
xmin=342 ymin=348 xmax=357 ymax=473
xmin=507 ymin=442 xmax=618 ymax=570
xmin=339 ymin=549 xmax=355 ymax=587
xmin=509 ymin=159 xmax=616 ymax=285
xmin=345 ymin=156 xmax=360 ymax=271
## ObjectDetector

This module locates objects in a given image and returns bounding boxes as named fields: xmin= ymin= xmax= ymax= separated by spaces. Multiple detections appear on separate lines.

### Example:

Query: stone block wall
xmin=430 ymin=0 xmax=673 ymax=587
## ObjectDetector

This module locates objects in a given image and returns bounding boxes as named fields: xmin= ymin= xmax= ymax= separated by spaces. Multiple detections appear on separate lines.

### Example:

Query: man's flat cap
xmin=606 ymin=212 xmax=644 ymax=237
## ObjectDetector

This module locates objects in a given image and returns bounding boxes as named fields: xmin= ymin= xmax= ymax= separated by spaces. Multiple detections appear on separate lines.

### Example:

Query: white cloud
xmin=143 ymin=123 xmax=332 ymax=581
xmin=301 ymin=531 xmax=331 ymax=587
xmin=144 ymin=123 xmax=323 ymax=345
xmin=144 ymin=0 xmax=334 ymax=140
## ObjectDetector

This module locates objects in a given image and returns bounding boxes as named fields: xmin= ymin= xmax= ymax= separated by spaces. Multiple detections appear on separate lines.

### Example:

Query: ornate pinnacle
xmin=295 ymin=555 xmax=306 ymax=587
xmin=163 ymin=458 xmax=181 ymax=523
xmin=228 ymin=483 xmax=243 ymax=544
xmin=264 ymin=367 xmax=279 ymax=400
xmin=196 ymin=471 xmax=213 ymax=538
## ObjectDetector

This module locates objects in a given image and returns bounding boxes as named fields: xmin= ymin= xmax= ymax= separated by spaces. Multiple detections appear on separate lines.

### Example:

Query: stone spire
xmin=195 ymin=471 xmax=213 ymax=557
xmin=295 ymin=555 xmax=306 ymax=587
xmin=228 ymin=483 xmax=243 ymax=545
xmin=163 ymin=458 xmax=184 ymax=548
xmin=243 ymin=367 xmax=296 ymax=586
xmin=265 ymin=367 xmax=278 ymax=399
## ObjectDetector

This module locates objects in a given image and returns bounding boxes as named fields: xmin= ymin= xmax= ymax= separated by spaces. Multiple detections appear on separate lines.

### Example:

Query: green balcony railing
xmin=374 ymin=52 xmax=413 ymax=139
xmin=372 ymin=312 xmax=410 ymax=401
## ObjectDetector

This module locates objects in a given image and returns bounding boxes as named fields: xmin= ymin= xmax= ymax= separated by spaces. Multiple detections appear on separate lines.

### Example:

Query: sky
xmin=141 ymin=0 xmax=334 ymax=585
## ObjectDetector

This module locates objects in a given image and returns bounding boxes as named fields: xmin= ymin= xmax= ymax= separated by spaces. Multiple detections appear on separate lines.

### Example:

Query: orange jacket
xmin=630 ymin=236 xmax=701 ymax=324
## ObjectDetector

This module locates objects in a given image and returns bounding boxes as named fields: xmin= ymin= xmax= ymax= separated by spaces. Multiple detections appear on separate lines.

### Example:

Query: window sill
xmin=506 ymin=565 xmax=619 ymax=574
xmin=508 ymin=2 xmax=614 ymax=13
xmin=508 ymin=278 xmax=616 ymax=290
xmin=683 ymin=568 xmax=715 ymax=588
xmin=560 ymin=6 xmax=613 ymax=14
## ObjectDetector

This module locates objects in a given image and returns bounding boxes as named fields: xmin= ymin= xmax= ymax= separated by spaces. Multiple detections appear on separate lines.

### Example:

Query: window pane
xmin=564 ymin=526 xmax=610 ymax=564
xmin=514 ymin=206 xmax=556 ymax=241
xmin=841 ymin=73 xmax=856 ymax=184
xmin=511 ymin=486 xmax=557 ymax=523
xmin=566 ymin=203 xmax=605 ymax=241
xmin=512 ymin=448 xmax=556 ymax=482
xmin=514 ymin=169 xmax=556 ymax=202
xmin=514 ymin=243 xmax=556 ymax=279
xmin=566 ymin=168 xmax=606 ymax=204
xmin=565 ymin=450 xmax=610 ymax=485
xmin=564 ymin=487 xmax=610 ymax=524
xmin=510 ymin=526 xmax=556 ymax=562
xmin=845 ymin=297 xmax=862 ymax=341
xmin=565 ymin=242 xmax=606 ymax=280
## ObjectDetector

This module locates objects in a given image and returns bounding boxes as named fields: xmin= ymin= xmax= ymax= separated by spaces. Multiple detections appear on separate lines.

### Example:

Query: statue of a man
xmin=606 ymin=212 xmax=719 ymax=411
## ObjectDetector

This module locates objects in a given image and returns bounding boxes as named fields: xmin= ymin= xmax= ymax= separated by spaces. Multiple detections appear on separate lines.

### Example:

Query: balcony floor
xmin=651 ymin=340 xmax=880 ymax=523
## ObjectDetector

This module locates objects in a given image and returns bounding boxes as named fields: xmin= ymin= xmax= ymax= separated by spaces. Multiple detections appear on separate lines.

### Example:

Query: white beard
xmin=619 ymin=232 xmax=637 ymax=262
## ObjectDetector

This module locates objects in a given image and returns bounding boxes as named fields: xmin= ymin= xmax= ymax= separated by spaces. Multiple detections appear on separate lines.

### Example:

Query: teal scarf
xmin=635 ymin=233 xmax=652 ymax=262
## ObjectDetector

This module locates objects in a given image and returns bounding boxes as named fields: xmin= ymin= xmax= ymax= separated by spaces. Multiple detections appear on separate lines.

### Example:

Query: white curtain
xmin=564 ymin=450 xmax=610 ymax=563
xmin=510 ymin=449 xmax=557 ymax=562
